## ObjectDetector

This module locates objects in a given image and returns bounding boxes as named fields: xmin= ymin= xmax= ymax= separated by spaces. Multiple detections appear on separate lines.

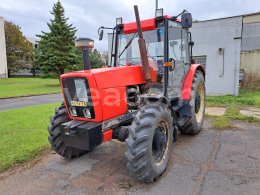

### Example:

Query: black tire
xmin=48 ymin=102 xmax=87 ymax=158
xmin=125 ymin=103 xmax=174 ymax=182
xmin=179 ymin=70 xmax=205 ymax=135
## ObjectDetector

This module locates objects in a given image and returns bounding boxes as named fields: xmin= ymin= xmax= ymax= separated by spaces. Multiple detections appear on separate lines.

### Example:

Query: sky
xmin=1 ymin=0 xmax=260 ymax=51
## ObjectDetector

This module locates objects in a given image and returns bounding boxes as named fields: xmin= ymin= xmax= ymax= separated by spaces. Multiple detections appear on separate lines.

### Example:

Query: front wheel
xmin=179 ymin=70 xmax=205 ymax=135
xmin=48 ymin=102 xmax=87 ymax=158
xmin=125 ymin=103 xmax=174 ymax=182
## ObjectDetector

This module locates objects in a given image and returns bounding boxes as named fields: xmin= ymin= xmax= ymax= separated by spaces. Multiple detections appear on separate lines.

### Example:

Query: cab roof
xmin=123 ymin=15 xmax=180 ymax=34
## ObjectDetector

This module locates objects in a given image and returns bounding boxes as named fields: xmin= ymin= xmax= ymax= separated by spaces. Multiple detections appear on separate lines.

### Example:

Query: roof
xmin=198 ymin=11 xmax=260 ymax=23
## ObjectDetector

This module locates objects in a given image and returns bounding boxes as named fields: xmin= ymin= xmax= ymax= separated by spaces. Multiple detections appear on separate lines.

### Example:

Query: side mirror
xmin=98 ymin=29 xmax=104 ymax=41
xmin=181 ymin=13 xmax=192 ymax=29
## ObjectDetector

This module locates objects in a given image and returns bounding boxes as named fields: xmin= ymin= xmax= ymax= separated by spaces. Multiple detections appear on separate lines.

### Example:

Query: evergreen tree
xmin=36 ymin=1 xmax=80 ymax=78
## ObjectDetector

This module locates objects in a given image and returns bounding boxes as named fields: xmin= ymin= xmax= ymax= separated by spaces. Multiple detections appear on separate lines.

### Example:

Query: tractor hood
xmin=61 ymin=66 xmax=146 ymax=90
xmin=91 ymin=66 xmax=145 ymax=89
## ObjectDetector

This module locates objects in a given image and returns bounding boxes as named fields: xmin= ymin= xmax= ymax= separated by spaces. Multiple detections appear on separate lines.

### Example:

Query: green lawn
xmin=207 ymin=89 xmax=260 ymax=108
xmin=0 ymin=103 xmax=59 ymax=172
xmin=0 ymin=78 xmax=61 ymax=98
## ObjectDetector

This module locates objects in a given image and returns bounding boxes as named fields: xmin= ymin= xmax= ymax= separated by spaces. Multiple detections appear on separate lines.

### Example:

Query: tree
xmin=36 ymin=1 xmax=80 ymax=78
xmin=4 ymin=21 xmax=33 ymax=76
xmin=89 ymin=49 xmax=105 ymax=68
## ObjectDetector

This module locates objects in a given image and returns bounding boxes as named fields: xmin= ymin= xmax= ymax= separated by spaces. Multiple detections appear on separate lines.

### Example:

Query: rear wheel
xmin=179 ymin=70 xmax=205 ymax=135
xmin=48 ymin=102 xmax=87 ymax=158
xmin=125 ymin=103 xmax=173 ymax=182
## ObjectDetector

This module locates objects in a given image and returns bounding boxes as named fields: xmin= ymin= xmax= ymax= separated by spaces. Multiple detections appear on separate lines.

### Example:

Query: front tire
xmin=125 ymin=103 xmax=174 ymax=182
xmin=48 ymin=103 xmax=87 ymax=158
xmin=179 ymin=70 xmax=205 ymax=135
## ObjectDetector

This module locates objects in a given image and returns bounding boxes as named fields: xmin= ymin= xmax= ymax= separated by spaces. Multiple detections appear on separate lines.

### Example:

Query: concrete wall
xmin=243 ymin=13 xmax=260 ymax=24
xmin=241 ymin=51 xmax=260 ymax=76
xmin=0 ymin=17 xmax=8 ymax=78
xmin=241 ymin=13 xmax=260 ymax=77
xmin=191 ymin=17 xmax=242 ymax=96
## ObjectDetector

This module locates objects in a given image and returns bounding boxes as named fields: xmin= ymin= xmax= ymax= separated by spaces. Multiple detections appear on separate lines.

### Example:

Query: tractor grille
xmin=62 ymin=77 xmax=95 ymax=119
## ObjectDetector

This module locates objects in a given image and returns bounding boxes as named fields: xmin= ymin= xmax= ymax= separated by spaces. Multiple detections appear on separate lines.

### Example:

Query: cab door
xmin=167 ymin=21 xmax=190 ymax=98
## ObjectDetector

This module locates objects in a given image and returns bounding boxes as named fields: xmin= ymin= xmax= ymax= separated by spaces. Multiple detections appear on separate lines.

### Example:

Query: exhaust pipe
xmin=134 ymin=5 xmax=151 ymax=90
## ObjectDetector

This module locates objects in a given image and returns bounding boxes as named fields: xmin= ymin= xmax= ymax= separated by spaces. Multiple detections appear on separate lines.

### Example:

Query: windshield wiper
xmin=118 ymin=32 xmax=137 ymax=58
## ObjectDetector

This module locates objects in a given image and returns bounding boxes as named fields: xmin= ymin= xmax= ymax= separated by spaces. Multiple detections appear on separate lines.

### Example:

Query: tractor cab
xmin=101 ymin=9 xmax=193 ymax=99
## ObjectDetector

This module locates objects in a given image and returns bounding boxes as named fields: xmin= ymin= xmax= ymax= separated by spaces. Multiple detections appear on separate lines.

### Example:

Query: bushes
xmin=241 ymin=71 xmax=260 ymax=91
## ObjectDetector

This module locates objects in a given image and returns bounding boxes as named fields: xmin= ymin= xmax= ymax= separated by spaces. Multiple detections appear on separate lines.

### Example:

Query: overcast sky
xmin=1 ymin=0 xmax=260 ymax=50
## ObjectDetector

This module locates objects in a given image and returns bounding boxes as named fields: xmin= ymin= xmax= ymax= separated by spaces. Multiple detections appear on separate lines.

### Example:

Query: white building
xmin=0 ymin=16 xmax=8 ymax=78
xmin=191 ymin=12 xmax=260 ymax=95
xmin=191 ymin=16 xmax=242 ymax=96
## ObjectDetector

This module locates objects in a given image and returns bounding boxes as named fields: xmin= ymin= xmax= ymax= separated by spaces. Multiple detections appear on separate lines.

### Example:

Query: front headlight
xmin=69 ymin=107 xmax=77 ymax=116
xmin=83 ymin=108 xmax=91 ymax=118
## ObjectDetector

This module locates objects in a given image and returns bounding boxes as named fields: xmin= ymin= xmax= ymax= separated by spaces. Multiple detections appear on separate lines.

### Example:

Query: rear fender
xmin=182 ymin=64 xmax=205 ymax=100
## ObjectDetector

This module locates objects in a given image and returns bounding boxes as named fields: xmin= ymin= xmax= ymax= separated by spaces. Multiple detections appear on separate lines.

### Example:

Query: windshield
xmin=117 ymin=28 xmax=165 ymax=66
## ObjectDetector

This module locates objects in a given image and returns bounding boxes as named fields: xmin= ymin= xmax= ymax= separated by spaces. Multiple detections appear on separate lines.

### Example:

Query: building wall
xmin=243 ymin=13 xmax=260 ymax=23
xmin=0 ymin=17 xmax=8 ymax=78
xmin=191 ymin=17 xmax=242 ymax=96
xmin=241 ymin=13 xmax=260 ymax=76
xmin=241 ymin=51 xmax=260 ymax=76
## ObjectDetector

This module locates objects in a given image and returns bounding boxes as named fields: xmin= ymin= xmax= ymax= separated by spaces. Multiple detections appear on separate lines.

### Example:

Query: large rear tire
xmin=125 ymin=103 xmax=173 ymax=182
xmin=179 ymin=70 xmax=205 ymax=135
xmin=48 ymin=103 xmax=87 ymax=158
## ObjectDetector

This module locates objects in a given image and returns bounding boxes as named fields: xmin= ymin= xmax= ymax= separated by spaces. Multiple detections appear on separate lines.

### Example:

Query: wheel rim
xmin=152 ymin=120 xmax=169 ymax=166
xmin=195 ymin=82 xmax=205 ymax=124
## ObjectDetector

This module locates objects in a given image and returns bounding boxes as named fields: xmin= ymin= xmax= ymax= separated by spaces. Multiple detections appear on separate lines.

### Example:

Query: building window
xmin=193 ymin=56 xmax=207 ymax=70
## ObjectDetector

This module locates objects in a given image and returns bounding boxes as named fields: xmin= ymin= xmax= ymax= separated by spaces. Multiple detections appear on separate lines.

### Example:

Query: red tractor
xmin=48 ymin=6 xmax=205 ymax=182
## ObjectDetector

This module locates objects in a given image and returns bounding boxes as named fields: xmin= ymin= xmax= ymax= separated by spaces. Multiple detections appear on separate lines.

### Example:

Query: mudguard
xmin=182 ymin=64 xmax=205 ymax=100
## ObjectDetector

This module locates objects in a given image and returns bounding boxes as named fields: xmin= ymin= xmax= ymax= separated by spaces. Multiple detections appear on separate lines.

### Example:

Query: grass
xmin=206 ymin=89 xmax=260 ymax=108
xmin=212 ymin=117 xmax=234 ymax=130
xmin=0 ymin=103 xmax=60 ymax=172
xmin=0 ymin=78 xmax=61 ymax=98
xmin=209 ymin=105 xmax=260 ymax=129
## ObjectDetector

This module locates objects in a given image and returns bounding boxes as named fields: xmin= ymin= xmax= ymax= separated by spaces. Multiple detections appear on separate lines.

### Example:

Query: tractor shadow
xmin=64 ymin=130 xmax=201 ymax=193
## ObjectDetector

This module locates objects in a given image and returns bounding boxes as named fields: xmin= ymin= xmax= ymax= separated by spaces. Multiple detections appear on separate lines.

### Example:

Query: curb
xmin=0 ymin=93 xmax=61 ymax=100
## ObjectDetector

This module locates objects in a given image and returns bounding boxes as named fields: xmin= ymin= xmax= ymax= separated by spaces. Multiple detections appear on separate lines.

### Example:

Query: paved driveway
xmin=0 ymin=119 xmax=259 ymax=195
xmin=0 ymin=94 xmax=62 ymax=111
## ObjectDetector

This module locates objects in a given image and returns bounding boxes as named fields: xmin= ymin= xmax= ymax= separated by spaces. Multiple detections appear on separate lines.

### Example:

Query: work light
xmin=116 ymin=17 xmax=123 ymax=25
xmin=155 ymin=8 xmax=163 ymax=18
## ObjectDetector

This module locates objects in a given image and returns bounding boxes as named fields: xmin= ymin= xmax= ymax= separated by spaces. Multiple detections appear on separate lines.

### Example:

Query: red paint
xmin=164 ymin=15 xmax=181 ymax=22
xmin=92 ymin=66 xmax=145 ymax=89
xmin=103 ymin=129 xmax=113 ymax=142
xmin=124 ymin=18 xmax=156 ymax=34
xmin=99 ymin=87 xmax=127 ymax=121
xmin=182 ymin=64 xmax=205 ymax=100
xmin=148 ymin=58 xmax=158 ymax=82
xmin=123 ymin=16 xmax=181 ymax=34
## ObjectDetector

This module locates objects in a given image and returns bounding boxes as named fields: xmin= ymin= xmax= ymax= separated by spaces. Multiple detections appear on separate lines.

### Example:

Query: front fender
xmin=182 ymin=64 xmax=205 ymax=100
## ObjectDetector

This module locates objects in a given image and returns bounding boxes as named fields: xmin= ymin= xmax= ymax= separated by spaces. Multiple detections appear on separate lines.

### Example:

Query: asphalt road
xmin=0 ymin=119 xmax=260 ymax=195
xmin=0 ymin=94 xmax=62 ymax=111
